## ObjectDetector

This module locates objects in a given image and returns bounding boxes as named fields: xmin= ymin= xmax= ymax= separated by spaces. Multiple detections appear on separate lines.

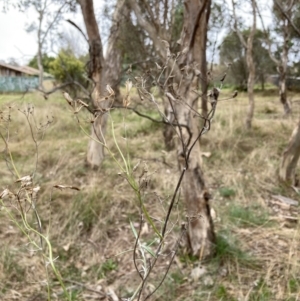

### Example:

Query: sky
xmin=0 ymin=9 xmax=38 ymax=63
xmin=0 ymin=3 xmax=105 ymax=65
xmin=0 ymin=1 xmax=275 ymax=67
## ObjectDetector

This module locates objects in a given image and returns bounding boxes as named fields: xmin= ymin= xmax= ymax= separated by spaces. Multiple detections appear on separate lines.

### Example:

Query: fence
xmin=0 ymin=76 xmax=39 ymax=92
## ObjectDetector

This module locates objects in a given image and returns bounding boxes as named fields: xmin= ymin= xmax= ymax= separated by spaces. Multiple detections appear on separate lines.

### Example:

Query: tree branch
xmin=256 ymin=1 xmax=280 ymax=65
xmin=66 ymin=19 xmax=89 ymax=42
xmin=231 ymin=0 xmax=247 ymax=48
xmin=274 ymin=0 xmax=300 ymax=38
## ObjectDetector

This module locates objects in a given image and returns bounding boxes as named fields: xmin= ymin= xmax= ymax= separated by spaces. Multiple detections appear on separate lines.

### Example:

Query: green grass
xmin=215 ymin=284 xmax=237 ymax=301
xmin=91 ymin=259 xmax=118 ymax=280
xmin=213 ymin=230 xmax=256 ymax=268
xmin=228 ymin=204 xmax=272 ymax=227
xmin=67 ymin=190 xmax=111 ymax=233
xmin=219 ymin=187 xmax=236 ymax=198
xmin=1 ymin=250 xmax=25 ymax=283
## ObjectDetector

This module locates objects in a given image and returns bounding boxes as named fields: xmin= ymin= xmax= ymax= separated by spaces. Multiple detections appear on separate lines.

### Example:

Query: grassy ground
xmin=0 ymin=88 xmax=300 ymax=301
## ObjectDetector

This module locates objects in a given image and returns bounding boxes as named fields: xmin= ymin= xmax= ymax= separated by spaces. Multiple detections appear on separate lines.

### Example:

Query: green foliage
xmin=219 ymin=187 xmax=236 ymax=198
xmin=170 ymin=270 xmax=185 ymax=285
xmin=215 ymin=285 xmax=236 ymax=301
xmin=170 ymin=1 xmax=184 ymax=52
xmin=49 ymin=48 xmax=87 ymax=95
xmin=288 ymin=278 xmax=300 ymax=294
xmin=28 ymin=54 xmax=55 ymax=74
xmin=219 ymin=29 xmax=276 ymax=90
xmin=249 ymin=278 xmax=271 ymax=301
xmin=272 ymin=1 xmax=300 ymax=40
xmin=98 ymin=259 xmax=118 ymax=279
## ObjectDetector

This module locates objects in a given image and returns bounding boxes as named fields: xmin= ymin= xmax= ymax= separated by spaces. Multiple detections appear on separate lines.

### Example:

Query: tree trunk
xmin=178 ymin=0 xmax=215 ymax=258
xmin=163 ymin=100 xmax=175 ymax=151
xmin=278 ymin=66 xmax=291 ymax=115
xmin=279 ymin=121 xmax=300 ymax=185
xmin=232 ymin=0 xmax=256 ymax=129
xmin=279 ymin=20 xmax=291 ymax=115
xmin=79 ymin=0 xmax=106 ymax=168
xmin=105 ymin=0 xmax=128 ymax=104
xmin=37 ymin=11 xmax=44 ymax=91
xmin=129 ymin=0 xmax=215 ymax=258
xmin=175 ymin=88 xmax=215 ymax=257
xmin=261 ymin=74 xmax=265 ymax=91
xmin=200 ymin=2 xmax=210 ymax=119
xmin=245 ymin=0 xmax=256 ymax=129
xmin=37 ymin=42 xmax=44 ymax=91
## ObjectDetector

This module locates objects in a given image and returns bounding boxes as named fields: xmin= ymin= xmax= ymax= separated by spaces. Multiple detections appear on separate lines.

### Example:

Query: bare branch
xmin=231 ymin=0 xmax=247 ymax=48
xmin=274 ymin=0 xmax=300 ymax=37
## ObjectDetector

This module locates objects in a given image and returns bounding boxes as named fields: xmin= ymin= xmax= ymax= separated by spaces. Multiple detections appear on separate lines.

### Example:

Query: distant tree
xmin=16 ymin=0 xmax=75 ymax=90
xmin=57 ymin=27 xmax=88 ymax=58
xmin=49 ymin=48 xmax=87 ymax=95
xmin=258 ymin=0 xmax=300 ymax=115
xmin=6 ymin=58 xmax=20 ymax=66
xmin=219 ymin=29 xmax=276 ymax=90
xmin=28 ymin=54 xmax=55 ymax=74
xmin=219 ymin=31 xmax=248 ymax=90
xmin=231 ymin=0 xmax=256 ymax=129
xmin=114 ymin=0 xmax=184 ymax=76
xmin=207 ymin=1 xmax=228 ymax=69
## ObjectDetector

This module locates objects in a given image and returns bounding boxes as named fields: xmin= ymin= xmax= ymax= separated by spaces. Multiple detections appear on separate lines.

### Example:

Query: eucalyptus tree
xmin=219 ymin=29 xmax=275 ymax=91
xmin=128 ymin=0 xmax=216 ymax=258
xmin=258 ymin=0 xmax=300 ymax=115
xmin=231 ymin=0 xmax=257 ymax=129
xmin=278 ymin=1 xmax=300 ymax=184
xmin=77 ymin=0 xmax=129 ymax=167
xmin=20 ymin=0 xmax=75 ymax=90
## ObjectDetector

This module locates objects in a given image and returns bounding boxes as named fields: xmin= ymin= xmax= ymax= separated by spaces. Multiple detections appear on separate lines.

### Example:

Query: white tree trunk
xmin=79 ymin=0 xmax=106 ymax=168
xmin=80 ymin=0 xmax=127 ymax=168
xmin=177 ymin=0 xmax=215 ymax=257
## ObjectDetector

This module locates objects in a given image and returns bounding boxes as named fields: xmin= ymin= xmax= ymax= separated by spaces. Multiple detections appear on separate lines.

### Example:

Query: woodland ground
xmin=0 ymin=87 xmax=300 ymax=301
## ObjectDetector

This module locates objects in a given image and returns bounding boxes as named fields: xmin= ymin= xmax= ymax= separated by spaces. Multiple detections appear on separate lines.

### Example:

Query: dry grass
xmin=0 ymin=89 xmax=300 ymax=300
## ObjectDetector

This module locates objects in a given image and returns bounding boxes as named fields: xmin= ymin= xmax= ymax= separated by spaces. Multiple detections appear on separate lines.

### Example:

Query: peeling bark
xmin=129 ymin=0 xmax=215 ymax=258
xmin=177 ymin=0 xmax=215 ymax=257
xmin=163 ymin=100 xmax=175 ymax=151
xmin=175 ymin=84 xmax=215 ymax=257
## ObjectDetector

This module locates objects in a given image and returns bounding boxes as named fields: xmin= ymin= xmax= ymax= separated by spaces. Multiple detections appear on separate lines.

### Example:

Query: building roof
xmin=0 ymin=62 xmax=53 ymax=77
